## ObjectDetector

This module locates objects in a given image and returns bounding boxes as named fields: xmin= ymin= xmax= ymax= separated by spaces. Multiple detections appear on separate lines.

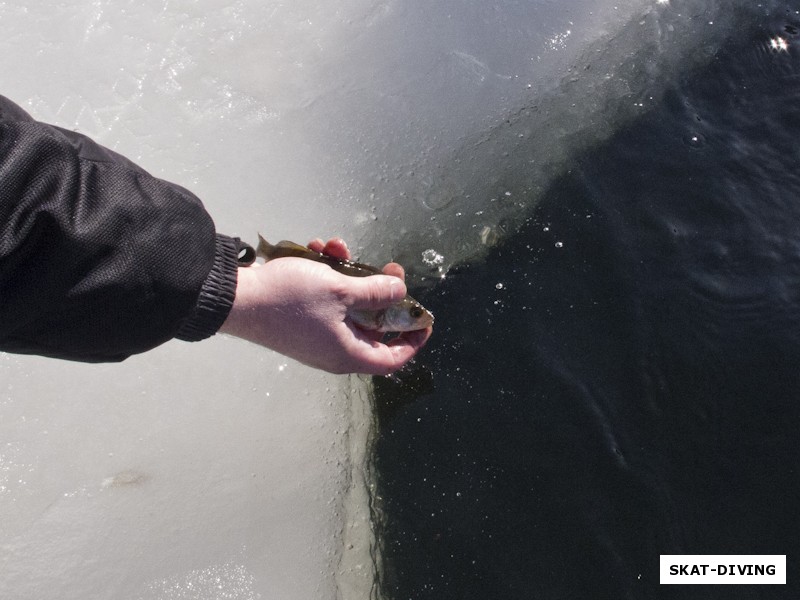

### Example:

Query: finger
xmin=307 ymin=238 xmax=325 ymax=253
xmin=344 ymin=274 xmax=407 ymax=310
xmin=351 ymin=327 xmax=432 ymax=375
xmin=307 ymin=237 xmax=351 ymax=260
xmin=323 ymin=238 xmax=351 ymax=260
xmin=382 ymin=261 xmax=405 ymax=280
xmin=347 ymin=322 xmax=385 ymax=344
xmin=391 ymin=325 xmax=433 ymax=350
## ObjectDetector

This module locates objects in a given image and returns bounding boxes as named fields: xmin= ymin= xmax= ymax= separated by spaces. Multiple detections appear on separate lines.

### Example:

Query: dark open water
xmin=372 ymin=4 xmax=800 ymax=599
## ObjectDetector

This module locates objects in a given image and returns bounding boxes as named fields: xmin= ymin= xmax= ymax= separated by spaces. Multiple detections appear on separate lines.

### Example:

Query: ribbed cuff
xmin=174 ymin=234 xmax=239 ymax=342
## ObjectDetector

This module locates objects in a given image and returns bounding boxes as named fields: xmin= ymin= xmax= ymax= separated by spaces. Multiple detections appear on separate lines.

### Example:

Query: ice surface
xmin=0 ymin=0 xmax=736 ymax=598
xmin=0 ymin=344 xmax=351 ymax=600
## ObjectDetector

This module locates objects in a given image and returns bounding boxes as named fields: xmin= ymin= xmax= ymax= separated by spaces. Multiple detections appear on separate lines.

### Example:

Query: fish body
xmin=256 ymin=235 xmax=434 ymax=332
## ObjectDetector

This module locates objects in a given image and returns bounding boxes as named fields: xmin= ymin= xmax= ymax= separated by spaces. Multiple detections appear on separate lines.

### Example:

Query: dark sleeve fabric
xmin=0 ymin=94 xmax=238 ymax=362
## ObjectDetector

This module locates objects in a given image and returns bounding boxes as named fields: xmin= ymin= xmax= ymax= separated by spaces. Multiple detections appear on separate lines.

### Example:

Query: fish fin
xmin=256 ymin=234 xmax=275 ymax=260
xmin=275 ymin=240 xmax=312 ymax=253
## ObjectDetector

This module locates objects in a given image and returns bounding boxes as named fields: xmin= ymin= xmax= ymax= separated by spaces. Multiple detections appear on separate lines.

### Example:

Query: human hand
xmin=218 ymin=237 xmax=432 ymax=375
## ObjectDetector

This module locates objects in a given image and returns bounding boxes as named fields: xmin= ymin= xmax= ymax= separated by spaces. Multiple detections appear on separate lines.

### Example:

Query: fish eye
xmin=410 ymin=306 xmax=424 ymax=318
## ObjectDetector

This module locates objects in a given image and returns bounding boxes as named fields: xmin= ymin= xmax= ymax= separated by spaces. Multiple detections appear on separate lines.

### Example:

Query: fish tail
xmin=256 ymin=234 xmax=274 ymax=260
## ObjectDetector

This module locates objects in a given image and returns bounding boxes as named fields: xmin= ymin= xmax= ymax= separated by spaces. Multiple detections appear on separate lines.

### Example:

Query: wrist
xmin=217 ymin=266 xmax=259 ymax=338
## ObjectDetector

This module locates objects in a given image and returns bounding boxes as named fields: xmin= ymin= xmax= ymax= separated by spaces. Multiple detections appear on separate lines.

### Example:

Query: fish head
xmin=380 ymin=297 xmax=434 ymax=332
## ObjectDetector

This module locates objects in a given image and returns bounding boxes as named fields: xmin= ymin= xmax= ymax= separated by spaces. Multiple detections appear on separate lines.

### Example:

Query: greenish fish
xmin=256 ymin=235 xmax=434 ymax=332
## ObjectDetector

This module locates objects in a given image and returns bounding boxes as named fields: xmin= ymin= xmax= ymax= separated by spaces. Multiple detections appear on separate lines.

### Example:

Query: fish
xmin=256 ymin=235 xmax=434 ymax=332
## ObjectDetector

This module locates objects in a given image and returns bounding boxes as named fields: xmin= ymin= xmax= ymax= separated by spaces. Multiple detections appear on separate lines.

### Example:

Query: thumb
xmin=346 ymin=274 xmax=407 ymax=310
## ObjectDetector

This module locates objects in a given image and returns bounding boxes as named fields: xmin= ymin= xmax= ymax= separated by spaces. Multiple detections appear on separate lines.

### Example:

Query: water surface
xmin=373 ymin=5 xmax=800 ymax=598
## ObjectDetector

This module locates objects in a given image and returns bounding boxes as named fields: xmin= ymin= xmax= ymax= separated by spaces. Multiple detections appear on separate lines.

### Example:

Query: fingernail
xmin=389 ymin=278 xmax=405 ymax=301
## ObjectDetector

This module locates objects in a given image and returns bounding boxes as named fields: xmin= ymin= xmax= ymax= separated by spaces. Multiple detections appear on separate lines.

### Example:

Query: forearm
xmin=0 ymin=95 xmax=237 ymax=362
xmin=0 ymin=95 xmax=431 ymax=372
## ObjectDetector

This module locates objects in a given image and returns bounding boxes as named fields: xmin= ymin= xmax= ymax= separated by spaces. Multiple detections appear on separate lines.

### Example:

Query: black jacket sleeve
xmin=0 ymin=95 xmax=239 ymax=362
